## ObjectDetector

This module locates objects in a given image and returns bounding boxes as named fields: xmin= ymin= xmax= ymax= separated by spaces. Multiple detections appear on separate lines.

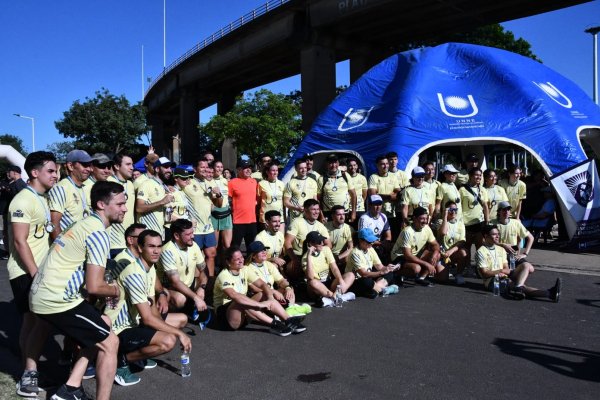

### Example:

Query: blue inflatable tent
xmin=283 ymin=43 xmax=600 ymax=178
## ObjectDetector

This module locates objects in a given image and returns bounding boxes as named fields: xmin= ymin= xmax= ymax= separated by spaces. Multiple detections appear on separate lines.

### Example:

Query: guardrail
xmin=145 ymin=0 xmax=291 ymax=97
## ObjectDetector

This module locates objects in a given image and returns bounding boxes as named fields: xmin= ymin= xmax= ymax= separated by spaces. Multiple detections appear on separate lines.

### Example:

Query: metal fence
xmin=145 ymin=0 xmax=291 ymax=96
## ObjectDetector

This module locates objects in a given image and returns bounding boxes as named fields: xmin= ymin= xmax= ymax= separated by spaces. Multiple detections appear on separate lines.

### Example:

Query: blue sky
xmin=1 ymin=0 xmax=599 ymax=153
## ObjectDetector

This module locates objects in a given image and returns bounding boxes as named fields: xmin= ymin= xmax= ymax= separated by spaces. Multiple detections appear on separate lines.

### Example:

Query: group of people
xmin=4 ymin=147 xmax=562 ymax=400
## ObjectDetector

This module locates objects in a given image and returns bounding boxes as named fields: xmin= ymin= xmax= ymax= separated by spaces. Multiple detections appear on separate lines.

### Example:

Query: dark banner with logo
xmin=551 ymin=159 xmax=600 ymax=250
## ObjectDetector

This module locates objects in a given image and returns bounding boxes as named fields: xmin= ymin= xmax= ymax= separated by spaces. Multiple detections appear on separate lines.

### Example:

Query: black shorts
xmin=38 ymin=301 xmax=111 ymax=349
xmin=216 ymin=303 xmax=235 ymax=331
xmin=118 ymin=326 xmax=157 ymax=354
xmin=10 ymin=274 xmax=33 ymax=314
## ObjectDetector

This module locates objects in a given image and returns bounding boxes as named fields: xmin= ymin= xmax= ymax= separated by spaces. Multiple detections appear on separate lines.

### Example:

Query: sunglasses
xmin=176 ymin=176 xmax=191 ymax=180
xmin=448 ymin=208 xmax=458 ymax=212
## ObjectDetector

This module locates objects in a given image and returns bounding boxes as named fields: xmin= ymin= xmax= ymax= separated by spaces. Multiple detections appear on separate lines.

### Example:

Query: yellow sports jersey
xmin=459 ymin=184 xmax=489 ymax=226
xmin=136 ymin=178 xmax=168 ymax=238
xmin=133 ymin=173 xmax=150 ymax=192
xmin=391 ymin=169 xmax=410 ymax=189
xmin=247 ymin=261 xmax=284 ymax=288
xmin=165 ymin=187 xmax=192 ymax=230
xmin=325 ymin=221 xmax=354 ymax=256
xmin=213 ymin=266 xmax=260 ymax=308
xmin=477 ymin=244 xmax=507 ymax=286
xmin=439 ymin=220 xmax=466 ymax=250
xmin=30 ymin=214 xmax=110 ymax=314
xmin=499 ymin=179 xmax=527 ymax=217
xmin=283 ymin=176 xmax=318 ymax=221
xmin=48 ymin=177 xmax=90 ymax=231
xmin=184 ymin=178 xmax=215 ymax=235
xmin=345 ymin=247 xmax=381 ymax=278
xmin=7 ymin=188 xmax=52 ymax=280
xmin=317 ymin=171 xmax=355 ymax=212
xmin=302 ymin=246 xmax=336 ymax=281
xmin=113 ymin=248 xmax=137 ymax=275
xmin=213 ymin=176 xmax=230 ymax=207
xmin=82 ymin=177 xmax=97 ymax=210
xmin=368 ymin=173 xmax=399 ymax=216
xmin=493 ymin=218 xmax=530 ymax=247
xmin=107 ymin=175 xmax=136 ymax=250
xmin=457 ymin=169 xmax=469 ymax=186
xmin=255 ymin=229 xmax=285 ymax=259
xmin=392 ymin=224 xmax=436 ymax=258
xmin=401 ymin=186 xmax=435 ymax=216
xmin=286 ymin=217 xmax=330 ymax=256
xmin=258 ymin=179 xmax=285 ymax=223
xmin=348 ymin=173 xmax=368 ymax=212
xmin=157 ymin=240 xmax=205 ymax=288
xmin=485 ymin=185 xmax=508 ymax=220
xmin=105 ymin=258 xmax=156 ymax=335
xmin=437 ymin=182 xmax=463 ymax=219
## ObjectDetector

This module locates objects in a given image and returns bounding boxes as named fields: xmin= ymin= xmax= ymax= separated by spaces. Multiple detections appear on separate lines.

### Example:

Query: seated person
xmin=477 ymin=224 xmax=561 ymax=302
xmin=391 ymin=207 xmax=448 ymax=286
xmin=255 ymin=210 xmax=286 ymax=270
xmin=492 ymin=201 xmax=535 ymax=269
xmin=325 ymin=205 xmax=354 ymax=268
xmin=345 ymin=228 xmax=399 ymax=298
xmin=105 ymin=230 xmax=191 ymax=386
xmin=156 ymin=219 xmax=208 ymax=319
xmin=213 ymin=247 xmax=305 ymax=336
xmin=437 ymin=201 xmax=469 ymax=285
xmin=302 ymin=231 xmax=355 ymax=307
xmin=521 ymin=187 xmax=556 ymax=230
xmin=358 ymin=194 xmax=392 ymax=263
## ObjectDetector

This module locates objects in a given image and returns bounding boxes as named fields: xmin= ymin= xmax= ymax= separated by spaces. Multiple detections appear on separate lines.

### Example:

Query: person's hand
xmin=259 ymin=301 xmax=272 ymax=311
xmin=444 ymin=208 xmax=449 ymax=221
xmin=194 ymin=297 xmax=207 ymax=312
xmin=349 ymin=211 xmax=356 ymax=223
xmin=179 ymin=333 xmax=192 ymax=353
xmin=308 ymin=245 xmax=316 ymax=255
xmin=162 ymin=193 xmax=174 ymax=205
xmin=273 ymin=291 xmax=285 ymax=302
xmin=157 ymin=294 xmax=169 ymax=314
xmin=284 ymin=288 xmax=294 ymax=301
xmin=147 ymin=145 xmax=155 ymax=154
xmin=515 ymin=254 xmax=527 ymax=261
xmin=271 ymin=257 xmax=286 ymax=267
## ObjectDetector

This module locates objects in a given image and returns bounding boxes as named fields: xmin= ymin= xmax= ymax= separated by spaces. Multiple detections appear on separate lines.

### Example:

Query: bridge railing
xmin=145 ymin=0 xmax=291 ymax=97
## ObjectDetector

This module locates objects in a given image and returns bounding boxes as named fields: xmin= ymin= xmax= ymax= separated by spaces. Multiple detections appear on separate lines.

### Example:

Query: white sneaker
xmin=321 ymin=297 xmax=335 ymax=307
xmin=455 ymin=274 xmax=465 ymax=285
xmin=341 ymin=292 xmax=356 ymax=302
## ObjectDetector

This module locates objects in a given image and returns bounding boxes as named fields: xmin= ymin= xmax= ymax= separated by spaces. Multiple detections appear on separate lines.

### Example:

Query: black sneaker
xmin=270 ymin=320 xmax=292 ymax=337
xmin=51 ymin=384 xmax=89 ymax=400
xmin=366 ymin=289 xmax=378 ymax=299
xmin=285 ymin=316 xmax=307 ymax=334
xmin=512 ymin=286 xmax=526 ymax=300
xmin=16 ymin=370 xmax=40 ymax=398
xmin=415 ymin=278 xmax=434 ymax=287
xmin=549 ymin=278 xmax=562 ymax=303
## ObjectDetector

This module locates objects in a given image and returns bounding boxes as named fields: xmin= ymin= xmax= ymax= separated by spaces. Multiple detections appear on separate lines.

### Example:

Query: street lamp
xmin=585 ymin=26 xmax=600 ymax=105
xmin=13 ymin=113 xmax=35 ymax=151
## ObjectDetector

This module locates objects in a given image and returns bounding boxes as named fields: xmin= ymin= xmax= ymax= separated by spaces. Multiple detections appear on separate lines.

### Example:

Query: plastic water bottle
xmin=509 ymin=253 xmax=516 ymax=271
xmin=493 ymin=275 xmax=500 ymax=296
xmin=334 ymin=285 xmax=343 ymax=307
xmin=165 ymin=206 xmax=173 ymax=222
xmin=180 ymin=351 xmax=191 ymax=377
xmin=104 ymin=270 xmax=117 ymax=309
xmin=500 ymin=277 xmax=508 ymax=295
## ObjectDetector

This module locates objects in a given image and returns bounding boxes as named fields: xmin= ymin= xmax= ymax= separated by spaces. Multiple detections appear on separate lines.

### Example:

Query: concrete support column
xmin=218 ymin=93 xmax=240 ymax=170
xmin=301 ymin=44 xmax=336 ymax=132
xmin=350 ymin=52 xmax=385 ymax=83
xmin=180 ymin=87 xmax=200 ymax=163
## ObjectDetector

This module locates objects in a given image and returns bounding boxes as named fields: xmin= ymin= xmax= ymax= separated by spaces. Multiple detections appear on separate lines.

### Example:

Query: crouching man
xmin=105 ymin=229 xmax=191 ymax=386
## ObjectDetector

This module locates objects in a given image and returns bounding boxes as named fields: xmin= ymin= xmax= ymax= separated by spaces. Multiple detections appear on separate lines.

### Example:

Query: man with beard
xmin=255 ymin=210 xmax=286 ymax=270
xmin=283 ymin=158 xmax=318 ymax=224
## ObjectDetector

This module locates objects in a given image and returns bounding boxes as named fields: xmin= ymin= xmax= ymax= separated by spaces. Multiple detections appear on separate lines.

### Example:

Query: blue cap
xmin=358 ymin=228 xmax=378 ymax=243
xmin=66 ymin=150 xmax=93 ymax=163
xmin=248 ymin=241 xmax=269 ymax=253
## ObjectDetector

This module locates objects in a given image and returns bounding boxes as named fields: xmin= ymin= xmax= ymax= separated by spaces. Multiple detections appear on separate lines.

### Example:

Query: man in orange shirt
xmin=228 ymin=159 xmax=259 ymax=250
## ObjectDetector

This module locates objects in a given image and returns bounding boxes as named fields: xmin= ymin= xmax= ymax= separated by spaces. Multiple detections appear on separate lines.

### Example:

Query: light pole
xmin=13 ymin=113 xmax=35 ymax=151
xmin=585 ymin=26 xmax=600 ymax=105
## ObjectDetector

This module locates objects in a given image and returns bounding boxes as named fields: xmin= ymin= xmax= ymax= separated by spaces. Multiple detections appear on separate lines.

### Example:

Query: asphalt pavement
xmin=0 ymin=245 xmax=599 ymax=400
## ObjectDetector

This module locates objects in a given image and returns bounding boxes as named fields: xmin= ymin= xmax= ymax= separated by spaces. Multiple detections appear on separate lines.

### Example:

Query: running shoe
xmin=16 ymin=370 xmax=40 ymax=398
xmin=269 ymin=320 xmax=292 ymax=337
xmin=51 ymin=385 xmax=89 ymax=400
xmin=114 ymin=366 xmax=141 ymax=386
xmin=549 ymin=278 xmax=562 ymax=303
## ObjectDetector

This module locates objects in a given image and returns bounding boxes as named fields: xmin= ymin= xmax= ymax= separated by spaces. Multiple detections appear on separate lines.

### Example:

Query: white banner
xmin=550 ymin=159 xmax=600 ymax=250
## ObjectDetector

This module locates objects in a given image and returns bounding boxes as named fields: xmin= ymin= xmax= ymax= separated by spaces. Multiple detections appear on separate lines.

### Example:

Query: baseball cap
xmin=358 ymin=228 xmax=378 ymax=243
xmin=498 ymin=201 xmax=512 ymax=210
xmin=236 ymin=159 xmax=253 ymax=169
xmin=369 ymin=194 xmax=383 ymax=205
xmin=442 ymin=164 xmax=459 ymax=173
xmin=412 ymin=166 xmax=426 ymax=177
xmin=305 ymin=231 xmax=327 ymax=244
xmin=91 ymin=153 xmax=112 ymax=165
xmin=173 ymin=167 xmax=193 ymax=178
xmin=66 ymin=150 xmax=93 ymax=163
xmin=154 ymin=157 xmax=176 ymax=168
xmin=248 ymin=241 xmax=269 ymax=253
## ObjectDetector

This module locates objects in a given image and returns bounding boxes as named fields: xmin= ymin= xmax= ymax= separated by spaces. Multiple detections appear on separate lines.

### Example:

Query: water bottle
xmin=180 ymin=351 xmax=191 ymax=377
xmin=493 ymin=274 xmax=500 ymax=296
xmin=334 ymin=285 xmax=343 ymax=307
xmin=104 ymin=270 xmax=117 ymax=309
xmin=500 ymin=277 xmax=508 ymax=295
xmin=509 ymin=253 xmax=516 ymax=271
xmin=165 ymin=206 xmax=173 ymax=222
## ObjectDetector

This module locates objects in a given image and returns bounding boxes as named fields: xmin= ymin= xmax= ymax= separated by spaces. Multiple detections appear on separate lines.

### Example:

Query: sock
xmin=66 ymin=385 xmax=79 ymax=392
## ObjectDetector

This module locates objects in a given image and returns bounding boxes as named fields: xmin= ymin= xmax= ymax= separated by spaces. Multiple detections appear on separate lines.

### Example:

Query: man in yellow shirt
xmin=8 ymin=151 xmax=58 ymax=397
xmin=317 ymin=154 xmax=357 ymax=222
xmin=459 ymin=167 xmax=489 ymax=251
xmin=325 ymin=205 xmax=354 ymax=268
xmin=347 ymin=158 xmax=368 ymax=227
xmin=30 ymin=181 xmax=126 ymax=400
xmin=255 ymin=210 xmax=286 ymax=269
xmin=283 ymin=158 xmax=319 ymax=223
xmin=108 ymin=154 xmax=135 ymax=257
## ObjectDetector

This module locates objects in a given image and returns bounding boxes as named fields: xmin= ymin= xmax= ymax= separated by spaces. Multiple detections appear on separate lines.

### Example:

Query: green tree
xmin=55 ymin=88 xmax=148 ymax=155
xmin=46 ymin=140 xmax=77 ymax=162
xmin=198 ymin=89 xmax=303 ymax=163
xmin=0 ymin=134 xmax=28 ymax=173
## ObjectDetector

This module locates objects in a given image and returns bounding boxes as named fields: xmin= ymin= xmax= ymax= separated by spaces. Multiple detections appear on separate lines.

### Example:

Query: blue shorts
xmin=194 ymin=232 xmax=217 ymax=249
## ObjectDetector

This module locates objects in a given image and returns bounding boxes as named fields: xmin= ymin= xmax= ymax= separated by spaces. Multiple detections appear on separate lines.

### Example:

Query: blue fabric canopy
xmin=284 ymin=43 xmax=600 ymax=177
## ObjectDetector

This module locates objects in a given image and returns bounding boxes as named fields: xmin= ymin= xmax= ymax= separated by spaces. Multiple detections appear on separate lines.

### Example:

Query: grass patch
xmin=0 ymin=371 xmax=18 ymax=400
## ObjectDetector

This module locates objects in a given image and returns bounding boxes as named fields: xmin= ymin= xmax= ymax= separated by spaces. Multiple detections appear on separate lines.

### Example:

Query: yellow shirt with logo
xmin=287 ymin=217 xmax=330 ymax=256
xmin=213 ymin=266 xmax=260 ymax=308
xmin=348 ymin=173 xmax=368 ymax=212
xmin=345 ymin=247 xmax=381 ymax=278
xmin=437 ymin=182 xmax=463 ymax=220
xmin=283 ymin=176 xmax=318 ymax=221
xmin=258 ymin=179 xmax=285 ymax=223
xmin=317 ymin=171 xmax=355 ymax=212
xmin=368 ymin=173 xmax=399 ymax=216
xmin=133 ymin=173 xmax=150 ymax=192
xmin=157 ymin=240 xmax=205 ymax=288
xmin=184 ymin=178 xmax=215 ymax=235
xmin=499 ymin=179 xmax=527 ymax=217
xmin=255 ymin=229 xmax=285 ymax=259
xmin=247 ymin=261 xmax=284 ymax=288
xmin=401 ymin=186 xmax=435 ymax=216
xmin=325 ymin=221 xmax=354 ymax=256
xmin=439 ymin=220 xmax=466 ymax=250
xmin=48 ymin=177 xmax=90 ymax=231
xmin=7 ymin=188 xmax=51 ymax=280
xmin=164 ymin=186 xmax=192 ymax=230
xmin=302 ymin=246 xmax=336 ymax=281
xmin=30 ymin=214 xmax=110 ymax=314
xmin=136 ymin=178 xmax=167 ymax=238
xmin=459 ymin=184 xmax=489 ymax=226
xmin=391 ymin=169 xmax=410 ymax=189
xmin=392 ymin=224 xmax=436 ymax=258
xmin=493 ymin=218 xmax=530 ymax=247
xmin=485 ymin=185 xmax=508 ymax=220
xmin=213 ymin=176 xmax=230 ymax=207
xmin=107 ymin=175 xmax=136 ymax=250
xmin=477 ymin=244 xmax=507 ymax=286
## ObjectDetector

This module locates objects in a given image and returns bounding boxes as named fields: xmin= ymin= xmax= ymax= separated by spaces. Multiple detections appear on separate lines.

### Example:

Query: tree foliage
xmin=198 ymin=89 xmax=303 ymax=163
xmin=0 ymin=134 xmax=28 ymax=173
xmin=55 ymin=88 xmax=148 ymax=155
xmin=45 ymin=140 xmax=78 ymax=162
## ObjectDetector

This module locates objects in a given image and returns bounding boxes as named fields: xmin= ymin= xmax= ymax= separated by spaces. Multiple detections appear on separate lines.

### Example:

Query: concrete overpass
xmin=144 ymin=0 xmax=589 ymax=163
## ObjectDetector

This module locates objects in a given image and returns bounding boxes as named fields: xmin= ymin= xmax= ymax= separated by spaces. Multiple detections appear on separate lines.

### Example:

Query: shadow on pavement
xmin=493 ymin=338 xmax=600 ymax=382
xmin=576 ymin=299 xmax=600 ymax=308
